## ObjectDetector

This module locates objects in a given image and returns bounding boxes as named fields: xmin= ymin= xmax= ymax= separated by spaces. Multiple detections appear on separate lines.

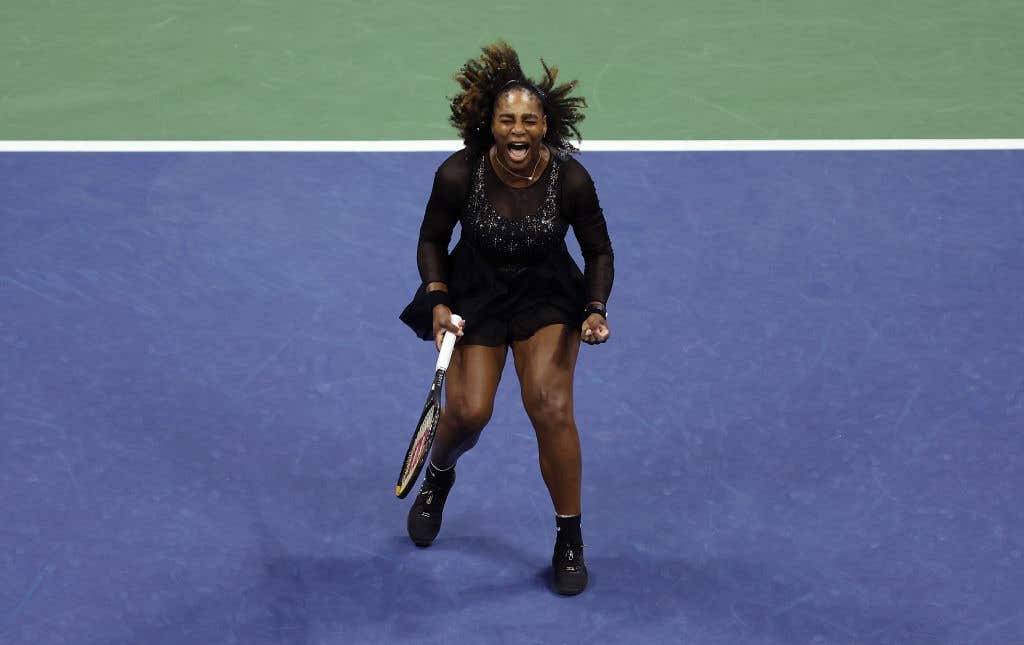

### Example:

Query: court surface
xmin=2 ymin=150 xmax=1022 ymax=644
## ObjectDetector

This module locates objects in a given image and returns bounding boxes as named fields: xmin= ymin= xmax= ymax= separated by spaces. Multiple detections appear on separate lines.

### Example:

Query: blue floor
xmin=2 ymin=151 xmax=1022 ymax=644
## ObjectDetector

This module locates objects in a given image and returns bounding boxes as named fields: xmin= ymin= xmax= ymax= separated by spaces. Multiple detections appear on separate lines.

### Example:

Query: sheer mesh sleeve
xmin=416 ymin=151 xmax=471 ymax=284
xmin=562 ymin=158 xmax=614 ymax=305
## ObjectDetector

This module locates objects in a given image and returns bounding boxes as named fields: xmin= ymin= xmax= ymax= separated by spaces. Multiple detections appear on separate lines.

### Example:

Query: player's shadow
xmin=97 ymin=532 xmax=952 ymax=645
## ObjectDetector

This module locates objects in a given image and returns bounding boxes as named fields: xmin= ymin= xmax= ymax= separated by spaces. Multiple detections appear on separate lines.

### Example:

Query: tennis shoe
xmin=552 ymin=541 xmax=588 ymax=595
xmin=406 ymin=471 xmax=454 ymax=547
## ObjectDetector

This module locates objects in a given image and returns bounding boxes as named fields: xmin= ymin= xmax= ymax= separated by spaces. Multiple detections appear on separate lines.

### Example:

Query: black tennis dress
xmin=400 ymin=147 xmax=614 ymax=346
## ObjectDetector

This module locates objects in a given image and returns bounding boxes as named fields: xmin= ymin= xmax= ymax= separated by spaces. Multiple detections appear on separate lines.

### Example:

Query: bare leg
xmin=511 ymin=324 xmax=582 ymax=516
xmin=429 ymin=342 xmax=508 ymax=469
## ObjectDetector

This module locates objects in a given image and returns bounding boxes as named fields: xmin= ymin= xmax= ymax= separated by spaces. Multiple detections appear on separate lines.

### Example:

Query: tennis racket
xmin=395 ymin=313 xmax=462 ymax=498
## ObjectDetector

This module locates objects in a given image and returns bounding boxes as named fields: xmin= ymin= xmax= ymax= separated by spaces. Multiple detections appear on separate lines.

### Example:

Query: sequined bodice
xmin=462 ymin=155 xmax=569 ymax=269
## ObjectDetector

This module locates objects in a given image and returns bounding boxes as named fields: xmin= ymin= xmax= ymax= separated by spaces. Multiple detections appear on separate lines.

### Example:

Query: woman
xmin=399 ymin=41 xmax=613 ymax=596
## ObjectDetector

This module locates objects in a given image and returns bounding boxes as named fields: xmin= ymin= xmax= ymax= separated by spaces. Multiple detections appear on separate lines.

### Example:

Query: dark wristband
xmin=583 ymin=302 xmax=607 ymax=319
xmin=425 ymin=288 xmax=451 ymax=310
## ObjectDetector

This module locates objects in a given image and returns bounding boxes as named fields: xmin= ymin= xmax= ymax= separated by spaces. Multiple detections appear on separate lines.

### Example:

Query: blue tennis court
xmin=2 ymin=150 xmax=1022 ymax=644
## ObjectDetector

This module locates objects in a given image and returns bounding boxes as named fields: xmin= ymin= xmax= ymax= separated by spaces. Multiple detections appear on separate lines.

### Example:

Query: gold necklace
xmin=492 ymin=145 xmax=545 ymax=183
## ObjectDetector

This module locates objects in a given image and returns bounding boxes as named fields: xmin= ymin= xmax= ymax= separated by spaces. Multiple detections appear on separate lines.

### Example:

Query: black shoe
xmin=552 ymin=541 xmax=588 ymax=595
xmin=406 ymin=471 xmax=454 ymax=547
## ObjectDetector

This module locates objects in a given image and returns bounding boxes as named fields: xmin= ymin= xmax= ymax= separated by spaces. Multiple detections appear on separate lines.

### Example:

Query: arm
xmin=563 ymin=159 xmax=614 ymax=344
xmin=417 ymin=154 xmax=469 ymax=346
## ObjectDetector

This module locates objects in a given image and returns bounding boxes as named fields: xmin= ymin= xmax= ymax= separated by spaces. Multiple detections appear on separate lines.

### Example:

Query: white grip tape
xmin=436 ymin=313 xmax=463 ymax=371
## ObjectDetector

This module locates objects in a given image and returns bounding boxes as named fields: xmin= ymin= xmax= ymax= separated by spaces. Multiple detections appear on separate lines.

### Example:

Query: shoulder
xmin=435 ymin=148 xmax=476 ymax=185
xmin=427 ymin=148 xmax=477 ymax=204
xmin=557 ymin=153 xmax=597 ymax=196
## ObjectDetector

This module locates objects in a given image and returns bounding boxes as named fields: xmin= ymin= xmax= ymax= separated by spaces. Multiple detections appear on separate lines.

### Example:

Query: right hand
xmin=432 ymin=305 xmax=465 ymax=350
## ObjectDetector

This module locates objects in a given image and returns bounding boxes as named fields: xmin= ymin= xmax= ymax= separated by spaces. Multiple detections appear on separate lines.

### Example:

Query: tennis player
xmin=399 ymin=41 xmax=614 ymax=595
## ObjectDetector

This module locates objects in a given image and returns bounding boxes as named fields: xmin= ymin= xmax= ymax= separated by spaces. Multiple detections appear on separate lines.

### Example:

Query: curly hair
xmin=448 ymin=41 xmax=587 ymax=154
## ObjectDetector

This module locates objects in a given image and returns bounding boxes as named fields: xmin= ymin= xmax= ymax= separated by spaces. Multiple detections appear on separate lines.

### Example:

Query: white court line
xmin=1 ymin=139 xmax=1023 ymax=152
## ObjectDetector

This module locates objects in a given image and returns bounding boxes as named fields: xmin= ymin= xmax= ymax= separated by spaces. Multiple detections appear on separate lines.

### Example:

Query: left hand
xmin=581 ymin=314 xmax=610 ymax=345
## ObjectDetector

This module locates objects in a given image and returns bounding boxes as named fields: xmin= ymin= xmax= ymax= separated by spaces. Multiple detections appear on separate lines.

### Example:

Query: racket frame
xmin=395 ymin=370 xmax=444 ymax=498
xmin=395 ymin=314 xmax=462 ymax=498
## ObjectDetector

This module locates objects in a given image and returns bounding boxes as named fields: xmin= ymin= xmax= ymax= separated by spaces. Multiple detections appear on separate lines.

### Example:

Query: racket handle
xmin=436 ymin=314 xmax=463 ymax=371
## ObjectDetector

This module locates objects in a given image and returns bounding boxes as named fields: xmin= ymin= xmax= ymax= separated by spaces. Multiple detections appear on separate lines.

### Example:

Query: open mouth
xmin=506 ymin=142 xmax=530 ymax=162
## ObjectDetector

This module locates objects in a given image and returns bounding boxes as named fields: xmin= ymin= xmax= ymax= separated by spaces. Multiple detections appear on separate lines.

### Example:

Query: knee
xmin=444 ymin=398 xmax=493 ymax=435
xmin=522 ymin=386 xmax=574 ymax=430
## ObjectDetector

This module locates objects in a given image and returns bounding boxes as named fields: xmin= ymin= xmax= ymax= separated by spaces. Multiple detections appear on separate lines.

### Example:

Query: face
xmin=491 ymin=88 xmax=547 ymax=171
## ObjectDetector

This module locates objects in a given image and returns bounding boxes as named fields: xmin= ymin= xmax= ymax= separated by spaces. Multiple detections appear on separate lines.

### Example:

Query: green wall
xmin=3 ymin=1 xmax=1021 ymax=139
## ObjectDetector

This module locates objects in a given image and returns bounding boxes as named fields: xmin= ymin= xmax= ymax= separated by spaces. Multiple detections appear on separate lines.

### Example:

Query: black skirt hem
xmin=399 ymin=240 xmax=586 ymax=345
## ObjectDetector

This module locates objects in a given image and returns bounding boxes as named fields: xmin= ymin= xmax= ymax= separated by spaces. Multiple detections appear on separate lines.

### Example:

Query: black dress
xmin=400 ymin=147 xmax=614 ymax=346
